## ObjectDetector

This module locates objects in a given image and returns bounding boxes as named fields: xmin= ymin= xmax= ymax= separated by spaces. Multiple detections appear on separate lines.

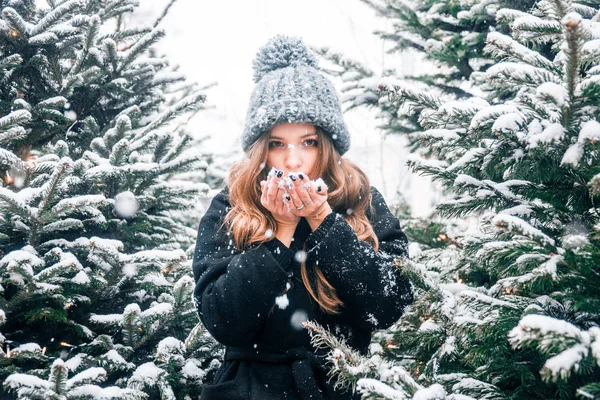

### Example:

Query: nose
xmin=284 ymin=146 xmax=302 ymax=171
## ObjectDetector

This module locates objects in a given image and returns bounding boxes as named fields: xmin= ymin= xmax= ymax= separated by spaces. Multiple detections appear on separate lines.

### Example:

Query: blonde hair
xmin=223 ymin=127 xmax=379 ymax=314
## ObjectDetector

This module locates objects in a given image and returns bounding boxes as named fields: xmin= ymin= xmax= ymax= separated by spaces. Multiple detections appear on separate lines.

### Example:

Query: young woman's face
xmin=265 ymin=123 xmax=319 ymax=178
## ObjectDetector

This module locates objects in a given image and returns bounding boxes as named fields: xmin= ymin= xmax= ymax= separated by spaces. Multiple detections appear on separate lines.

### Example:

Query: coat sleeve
xmin=305 ymin=186 xmax=413 ymax=331
xmin=192 ymin=189 xmax=294 ymax=347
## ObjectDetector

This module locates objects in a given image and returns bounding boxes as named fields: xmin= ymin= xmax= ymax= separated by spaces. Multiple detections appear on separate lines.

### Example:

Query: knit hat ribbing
xmin=241 ymin=35 xmax=351 ymax=155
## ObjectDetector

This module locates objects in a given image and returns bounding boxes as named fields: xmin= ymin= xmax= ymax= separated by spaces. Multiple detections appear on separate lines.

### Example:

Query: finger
xmin=260 ymin=180 xmax=266 ymax=199
xmin=297 ymin=175 xmax=325 ymax=212
xmin=297 ymin=171 xmax=310 ymax=183
xmin=297 ymin=171 xmax=312 ymax=190
xmin=267 ymin=167 xmax=281 ymax=184
xmin=274 ymin=186 xmax=286 ymax=212
xmin=267 ymin=174 xmax=281 ymax=205
xmin=273 ymin=175 xmax=287 ymax=213
xmin=292 ymin=173 xmax=312 ymax=204
xmin=282 ymin=178 xmax=298 ymax=208
xmin=313 ymin=178 xmax=329 ymax=197
xmin=264 ymin=176 xmax=273 ymax=204
xmin=265 ymin=167 xmax=276 ymax=195
xmin=299 ymin=172 xmax=314 ymax=194
xmin=260 ymin=180 xmax=269 ymax=207
xmin=286 ymin=179 xmax=304 ymax=211
xmin=281 ymin=191 xmax=292 ymax=213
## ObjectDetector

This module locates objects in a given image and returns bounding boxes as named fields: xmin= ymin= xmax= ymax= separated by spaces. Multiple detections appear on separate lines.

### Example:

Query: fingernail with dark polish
xmin=276 ymin=170 xmax=283 ymax=178
xmin=317 ymin=186 xmax=322 ymax=192
xmin=285 ymin=195 xmax=291 ymax=201
xmin=290 ymin=174 xmax=297 ymax=181
xmin=298 ymin=173 xmax=304 ymax=180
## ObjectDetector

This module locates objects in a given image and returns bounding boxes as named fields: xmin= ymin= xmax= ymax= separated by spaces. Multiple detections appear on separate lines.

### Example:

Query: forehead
xmin=269 ymin=123 xmax=317 ymax=139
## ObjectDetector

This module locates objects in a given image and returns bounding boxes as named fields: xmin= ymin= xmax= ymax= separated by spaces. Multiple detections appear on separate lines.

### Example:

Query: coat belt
xmin=225 ymin=346 xmax=327 ymax=400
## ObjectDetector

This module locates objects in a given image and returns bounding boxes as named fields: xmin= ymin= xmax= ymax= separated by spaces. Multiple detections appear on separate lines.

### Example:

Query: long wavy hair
xmin=223 ymin=127 xmax=379 ymax=314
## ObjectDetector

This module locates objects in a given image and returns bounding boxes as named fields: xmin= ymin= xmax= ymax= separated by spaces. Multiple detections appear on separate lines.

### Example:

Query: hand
xmin=285 ymin=172 xmax=331 ymax=222
xmin=260 ymin=169 xmax=300 ymax=228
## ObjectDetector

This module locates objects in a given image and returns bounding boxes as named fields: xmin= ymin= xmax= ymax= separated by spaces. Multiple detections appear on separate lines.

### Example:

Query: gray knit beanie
xmin=241 ymin=35 xmax=351 ymax=155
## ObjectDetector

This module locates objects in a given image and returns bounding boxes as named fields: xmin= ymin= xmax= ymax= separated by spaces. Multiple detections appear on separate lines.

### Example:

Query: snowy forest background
xmin=1 ymin=0 xmax=600 ymax=399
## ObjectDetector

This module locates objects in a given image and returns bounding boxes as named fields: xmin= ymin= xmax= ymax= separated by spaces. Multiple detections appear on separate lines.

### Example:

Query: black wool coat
xmin=192 ymin=186 xmax=414 ymax=400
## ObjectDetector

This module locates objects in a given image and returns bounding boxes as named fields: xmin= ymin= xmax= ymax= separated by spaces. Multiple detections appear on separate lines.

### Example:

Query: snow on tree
xmin=4 ymin=358 xmax=144 ymax=399
xmin=0 ymin=0 xmax=222 ymax=399
xmin=315 ymin=0 xmax=539 ymax=148
xmin=308 ymin=0 xmax=600 ymax=399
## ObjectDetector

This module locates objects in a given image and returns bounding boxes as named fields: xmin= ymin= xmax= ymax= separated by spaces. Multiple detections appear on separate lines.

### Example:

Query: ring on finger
xmin=296 ymin=204 xmax=305 ymax=211
xmin=303 ymin=199 xmax=313 ymax=205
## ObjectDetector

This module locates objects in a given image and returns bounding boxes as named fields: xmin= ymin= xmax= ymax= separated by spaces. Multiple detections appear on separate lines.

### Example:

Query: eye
xmin=269 ymin=141 xmax=284 ymax=148
xmin=303 ymin=139 xmax=318 ymax=147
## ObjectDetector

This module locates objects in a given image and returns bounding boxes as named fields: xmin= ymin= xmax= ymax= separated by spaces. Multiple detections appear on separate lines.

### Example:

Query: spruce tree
xmin=316 ymin=0 xmax=538 ymax=147
xmin=0 ymin=1 xmax=222 ymax=399
xmin=308 ymin=0 xmax=600 ymax=399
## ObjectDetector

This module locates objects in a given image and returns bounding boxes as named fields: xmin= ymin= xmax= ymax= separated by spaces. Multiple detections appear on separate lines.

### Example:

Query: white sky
xmin=131 ymin=0 xmax=438 ymax=217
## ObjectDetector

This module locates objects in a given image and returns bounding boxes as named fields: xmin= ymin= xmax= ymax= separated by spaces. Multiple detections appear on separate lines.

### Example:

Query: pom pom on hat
xmin=252 ymin=35 xmax=319 ymax=83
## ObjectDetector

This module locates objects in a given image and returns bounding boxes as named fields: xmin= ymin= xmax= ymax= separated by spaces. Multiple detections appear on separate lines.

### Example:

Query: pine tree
xmin=0 ymin=1 xmax=223 ymax=399
xmin=308 ymin=0 xmax=600 ymax=399
xmin=316 ymin=0 xmax=538 ymax=148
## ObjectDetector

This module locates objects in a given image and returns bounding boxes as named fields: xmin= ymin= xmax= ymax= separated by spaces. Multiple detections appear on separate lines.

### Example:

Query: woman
xmin=192 ymin=35 xmax=413 ymax=400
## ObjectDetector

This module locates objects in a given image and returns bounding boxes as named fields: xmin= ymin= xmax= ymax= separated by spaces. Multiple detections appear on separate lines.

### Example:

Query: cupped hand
xmin=260 ymin=170 xmax=300 ymax=227
xmin=285 ymin=172 xmax=330 ymax=220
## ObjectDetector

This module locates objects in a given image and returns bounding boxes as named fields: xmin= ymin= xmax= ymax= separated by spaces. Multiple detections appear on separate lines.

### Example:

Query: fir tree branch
xmin=31 ymin=0 xmax=82 ymax=36
xmin=561 ymin=12 xmax=585 ymax=127
xmin=118 ymin=29 xmax=165 ymax=73
xmin=153 ymin=0 xmax=179 ymax=28
xmin=1 ymin=7 xmax=34 ymax=36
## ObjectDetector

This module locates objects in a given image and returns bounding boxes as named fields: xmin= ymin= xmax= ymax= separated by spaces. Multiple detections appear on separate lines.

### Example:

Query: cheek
xmin=266 ymin=153 xmax=283 ymax=170
xmin=304 ymin=150 xmax=319 ymax=175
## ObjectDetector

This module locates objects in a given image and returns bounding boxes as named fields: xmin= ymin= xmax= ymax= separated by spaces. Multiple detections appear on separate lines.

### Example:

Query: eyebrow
xmin=270 ymin=133 xmax=317 ymax=140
